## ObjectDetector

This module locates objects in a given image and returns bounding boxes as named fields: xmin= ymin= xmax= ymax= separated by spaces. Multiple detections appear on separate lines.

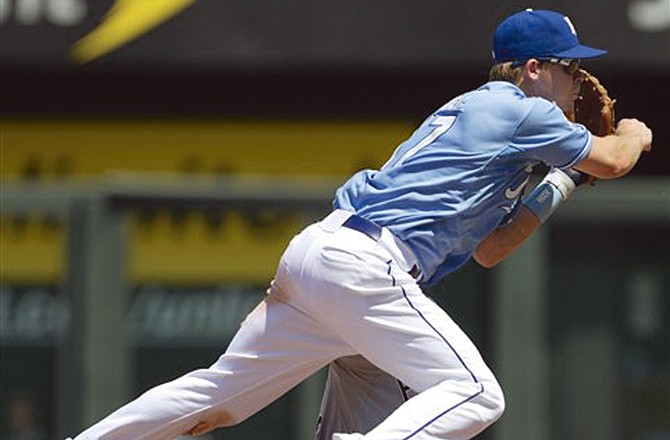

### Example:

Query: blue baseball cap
xmin=492 ymin=9 xmax=607 ymax=64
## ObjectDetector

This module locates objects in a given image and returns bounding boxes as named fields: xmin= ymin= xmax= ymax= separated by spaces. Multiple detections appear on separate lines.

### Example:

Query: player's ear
xmin=523 ymin=59 xmax=544 ymax=79
xmin=516 ymin=59 xmax=543 ymax=95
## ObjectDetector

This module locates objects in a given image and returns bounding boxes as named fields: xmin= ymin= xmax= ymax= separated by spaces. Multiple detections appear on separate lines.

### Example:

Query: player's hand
xmin=561 ymin=168 xmax=592 ymax=187
xmin=615 ymin=118 xmax=653 ymax=152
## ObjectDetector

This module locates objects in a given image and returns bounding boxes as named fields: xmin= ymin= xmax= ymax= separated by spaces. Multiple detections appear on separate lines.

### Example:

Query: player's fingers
xmin=615 ymin=118 xmax=641 ymax=133
xmin=642 ymin=126 xmax=653 ymax=151
xmin=619 ymin=119 xmax=653 ymax=151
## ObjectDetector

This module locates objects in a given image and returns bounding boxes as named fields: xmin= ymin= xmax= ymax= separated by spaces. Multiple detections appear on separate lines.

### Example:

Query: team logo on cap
xmin=563 ymin=16 xmax=578 ymax=36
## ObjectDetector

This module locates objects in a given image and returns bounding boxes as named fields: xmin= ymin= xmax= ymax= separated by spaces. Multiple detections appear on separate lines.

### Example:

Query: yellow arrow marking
xmin=71 ymin=0 xmax=198 ymax=64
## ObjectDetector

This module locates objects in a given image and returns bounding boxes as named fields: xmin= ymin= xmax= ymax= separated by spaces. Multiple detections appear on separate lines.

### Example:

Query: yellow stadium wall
xmin=1 ymin=119 xmax=413 ymax=284
xmin=2 ymin=120 xmax=412 ymax=179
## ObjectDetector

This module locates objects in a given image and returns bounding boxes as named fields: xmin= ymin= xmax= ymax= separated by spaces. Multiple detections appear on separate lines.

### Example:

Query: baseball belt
xmin=342 ymin=214 xmax=421 ymax=279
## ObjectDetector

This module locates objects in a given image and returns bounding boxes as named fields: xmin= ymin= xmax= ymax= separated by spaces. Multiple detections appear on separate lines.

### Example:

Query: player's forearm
xmin=603 ymin=133 xmax=646 ymax=176
xmin=575 ymin=119 xmax=652 ymax=179
xmin=473 ymin=206 xmax=540 ymax=268
xmin=474 ymin=167 xmax=581 ymax=268
xmin=576 ymin=135 xmax=641 ymax=178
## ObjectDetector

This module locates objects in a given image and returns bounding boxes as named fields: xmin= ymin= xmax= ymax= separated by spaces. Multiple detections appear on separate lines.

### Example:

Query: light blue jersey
xmin=334 ymin=81 xmax=592 ymax=286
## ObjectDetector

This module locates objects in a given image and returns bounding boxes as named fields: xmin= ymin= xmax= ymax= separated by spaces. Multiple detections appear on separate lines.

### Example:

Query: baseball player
xmin=66 ymin=9 xmax=652 ymax=440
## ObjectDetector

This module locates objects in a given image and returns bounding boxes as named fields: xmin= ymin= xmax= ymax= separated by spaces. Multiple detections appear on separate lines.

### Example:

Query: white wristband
xmin=522 ymin=168 xmax=576 ymax=223
xmin=543 ymin=167 xmax=577 ymax=200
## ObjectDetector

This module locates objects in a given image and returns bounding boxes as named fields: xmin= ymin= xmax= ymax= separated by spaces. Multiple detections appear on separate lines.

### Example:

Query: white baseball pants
xmin=72 ymin=210 xmax=504 ymax=440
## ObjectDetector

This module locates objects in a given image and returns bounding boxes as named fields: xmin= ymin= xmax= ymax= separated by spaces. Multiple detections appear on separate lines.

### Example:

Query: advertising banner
xmin=2 ymin=0 xmax=668 ymax=69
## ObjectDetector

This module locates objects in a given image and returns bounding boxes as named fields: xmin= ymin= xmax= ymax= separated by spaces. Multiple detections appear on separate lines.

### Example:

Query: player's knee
xmin=480 ymin=377 xmax=505 ymax=425
xmin=185 ymin=409 xmax=242 ymax=436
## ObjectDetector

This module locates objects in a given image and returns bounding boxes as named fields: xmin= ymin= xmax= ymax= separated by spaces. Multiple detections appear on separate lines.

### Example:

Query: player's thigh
xmin=208 ymin=293 xmax=353 ymax=420
xmin=284 ymin=228 xmax=495 ymax=394
xmin=320 ymin=265 xmax=493 ymax=394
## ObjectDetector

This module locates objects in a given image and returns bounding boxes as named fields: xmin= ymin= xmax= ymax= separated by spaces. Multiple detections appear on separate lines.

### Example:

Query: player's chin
xmin=556 ymin=101 xmax=574 ymax=115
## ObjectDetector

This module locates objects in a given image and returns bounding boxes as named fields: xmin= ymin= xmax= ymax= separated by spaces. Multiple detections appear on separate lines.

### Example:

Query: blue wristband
xmin=521 ymin=181 xmax=563 ymax=224
xmin=521 ymin=168 xmax=576 ymax=224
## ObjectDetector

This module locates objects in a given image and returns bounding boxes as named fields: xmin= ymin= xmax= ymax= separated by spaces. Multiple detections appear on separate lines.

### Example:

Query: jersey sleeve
xmin=511 ymin=98 xmax=592 ymax=168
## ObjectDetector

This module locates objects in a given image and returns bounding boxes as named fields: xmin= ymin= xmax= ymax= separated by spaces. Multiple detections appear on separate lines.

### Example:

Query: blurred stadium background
xmin=1 ymin=1 xmax=668 ymax=439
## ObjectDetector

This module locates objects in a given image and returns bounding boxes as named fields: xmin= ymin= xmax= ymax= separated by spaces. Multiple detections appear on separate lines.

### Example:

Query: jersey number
xmin=382 ymin=115 xmax=456 ymax=170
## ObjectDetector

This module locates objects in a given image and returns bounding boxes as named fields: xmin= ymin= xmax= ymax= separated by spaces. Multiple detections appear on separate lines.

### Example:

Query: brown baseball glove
xmin=566 ymin=69 xmax=616 ymax=185
xmin=574 ymin=69 xmax=616 ymax=137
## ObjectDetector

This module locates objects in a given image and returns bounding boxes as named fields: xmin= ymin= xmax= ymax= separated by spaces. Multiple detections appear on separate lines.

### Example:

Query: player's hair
xmin=489 ymin=62 xmax=524 ymax=84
